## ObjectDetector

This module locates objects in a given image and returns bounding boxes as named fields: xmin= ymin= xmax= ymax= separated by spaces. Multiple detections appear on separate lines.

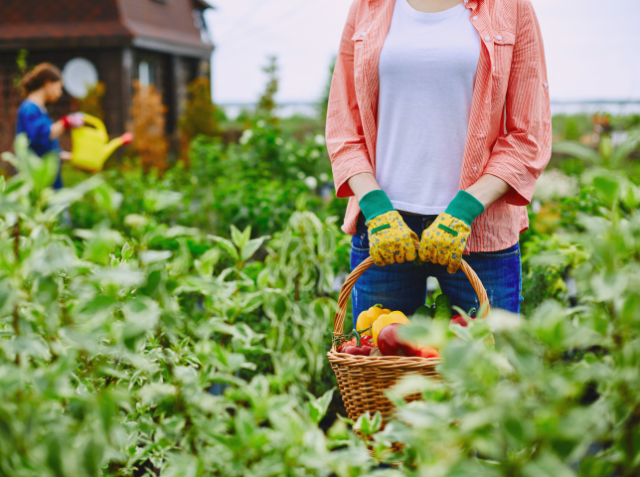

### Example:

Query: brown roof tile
xmin=0 ymin=0 xmax=212 ymax=51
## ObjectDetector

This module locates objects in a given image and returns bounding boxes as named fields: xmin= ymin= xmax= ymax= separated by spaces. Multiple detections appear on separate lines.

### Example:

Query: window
xmin=139 ymin=62 xmax=150 ymax=87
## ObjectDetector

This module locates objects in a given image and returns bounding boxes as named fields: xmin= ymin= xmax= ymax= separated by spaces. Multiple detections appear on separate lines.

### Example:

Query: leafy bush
xmin=5 ymin=113 xmax=640 ymax=477
xmin=0 ymin=135 xmax=375 ymax=477
xmin=130 ymin=81 xmax=169 ymax=175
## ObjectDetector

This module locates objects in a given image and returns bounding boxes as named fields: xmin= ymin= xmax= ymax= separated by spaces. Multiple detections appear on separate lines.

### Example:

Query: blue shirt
xmin=16 ymin=100 xmax=63 ymax=189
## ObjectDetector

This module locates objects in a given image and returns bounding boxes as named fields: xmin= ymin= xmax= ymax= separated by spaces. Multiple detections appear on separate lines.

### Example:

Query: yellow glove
xmin=359 ymin=190 xmax=418 ymax=266
xmin=367 ymin=211 xmax=419 ymax=266
xmin=419 ymin=191 xmax=485 ymax=274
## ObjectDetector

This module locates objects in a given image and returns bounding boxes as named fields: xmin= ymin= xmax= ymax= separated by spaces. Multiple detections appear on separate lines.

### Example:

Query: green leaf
xmin=143 ymin=190 xmax=183 ymax=212
xmin=593 ymin=175 xmax=620 ymax=206
xmin=353 ymin=411 xmax=382 ymax=436
xmin=241 ymin=237 xmax=266 ymax=262
xmin=552 ymin=141 xmax=601 ymax=164
xmin=230 ymin=225 xmax=251 ymax=248
xmin=140 ymin=250 xmax=173 ymax=265
xmin=208 ymin=235 xmax=240 ymax=261
xmin=610 ymin=129 xmax=640 ymax=167
xmin=306 ymin=388 xmax=334 ymax=424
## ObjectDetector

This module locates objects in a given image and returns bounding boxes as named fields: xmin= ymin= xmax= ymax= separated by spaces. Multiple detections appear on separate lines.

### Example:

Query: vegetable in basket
xmin=339 ymin=334 xmax=374 ymax=356
xmin=451 ymin=314 xmax=476 ymax=327
xmin=371 ymin=311 xmax=411 ymax=346
xmin=355 ymin=304 xmax=391 ymax=335
xmin=377 ymin=323 xmax=441 ymax=358
xmin=434 ymin=294 xmax=453 ymax=320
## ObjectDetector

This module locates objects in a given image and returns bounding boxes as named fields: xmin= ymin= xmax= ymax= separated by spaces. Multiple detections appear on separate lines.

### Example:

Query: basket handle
xmin=332 ymin=242 xmax=490 ymax=346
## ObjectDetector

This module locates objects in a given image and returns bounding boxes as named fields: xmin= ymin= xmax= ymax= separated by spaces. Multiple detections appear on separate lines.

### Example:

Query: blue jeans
xmin=351 ymin=212 xmax=522 ymax=328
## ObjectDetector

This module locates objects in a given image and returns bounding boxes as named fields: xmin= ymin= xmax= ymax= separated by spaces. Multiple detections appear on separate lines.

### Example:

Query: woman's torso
xmin=376 ymin=1 xmax=480 ymax=215
xmin=333 ymin=0 xmax=548 ymax=252
xmin=16 ymin=99 xmax=59 ymax=157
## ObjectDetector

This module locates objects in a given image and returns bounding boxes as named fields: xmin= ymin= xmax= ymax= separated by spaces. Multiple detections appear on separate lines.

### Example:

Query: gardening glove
xmin=62 ymin=113 xmax=85 ymax=129
xmin=419 ymin=190 xmax=485 ymax=274
xmin=360 ymin=190 xmax=418 ymax=266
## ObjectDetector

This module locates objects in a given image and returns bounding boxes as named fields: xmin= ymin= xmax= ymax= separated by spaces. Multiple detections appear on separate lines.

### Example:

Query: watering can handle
xmin=82 ymin=114 xmax=108 ymax=136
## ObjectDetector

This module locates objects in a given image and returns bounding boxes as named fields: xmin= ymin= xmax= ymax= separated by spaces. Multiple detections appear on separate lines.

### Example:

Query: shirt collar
xmin=462 ymin=0 xmax=481 ymax=9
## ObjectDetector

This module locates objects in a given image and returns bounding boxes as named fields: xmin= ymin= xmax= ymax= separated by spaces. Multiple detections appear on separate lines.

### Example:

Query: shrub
xmin=130 ymin=80 xmax=169 ymax=175
xmin=178 ymin=77 xmax=219 ymax=167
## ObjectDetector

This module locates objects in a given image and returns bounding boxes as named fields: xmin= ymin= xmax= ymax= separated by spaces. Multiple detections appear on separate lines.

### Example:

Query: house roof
xmin=0 ymin=0 xmax=213 ymax=57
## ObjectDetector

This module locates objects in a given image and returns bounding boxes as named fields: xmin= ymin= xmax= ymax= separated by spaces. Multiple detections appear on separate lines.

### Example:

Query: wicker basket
xmin=327 ymin=255 xmax=491 ymax=426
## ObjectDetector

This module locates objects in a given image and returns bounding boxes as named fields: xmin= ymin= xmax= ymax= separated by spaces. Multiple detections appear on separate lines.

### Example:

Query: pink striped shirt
xmin=326 ymin=0 xmax=552 ymax=252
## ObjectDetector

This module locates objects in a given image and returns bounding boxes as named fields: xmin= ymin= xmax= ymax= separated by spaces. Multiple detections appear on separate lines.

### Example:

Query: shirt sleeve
xmin=21 ymin=106 xmax=53 ymax=151
xmin=483 ymin=0 xmax=552 ymax=207
xmin=325 ymin=0 xmax=374 ymax=199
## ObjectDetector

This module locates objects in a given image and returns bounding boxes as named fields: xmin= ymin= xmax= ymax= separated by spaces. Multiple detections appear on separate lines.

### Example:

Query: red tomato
xmin=416 ymin=347 xmax=441 ymax=359
xmin=377 ymin=323 xmax=416 ymax=357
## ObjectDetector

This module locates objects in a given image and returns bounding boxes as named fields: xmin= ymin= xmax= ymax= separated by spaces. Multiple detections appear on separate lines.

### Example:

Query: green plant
xmin=0 ymin=135 xmax=377 ymax=476
xmin=257 ymin=55 xmax=279 ymax=119
xmin=178 ymin=77 xmax=219 ymax=167
xmin=78 ymin=81 xmax=106 ymax=121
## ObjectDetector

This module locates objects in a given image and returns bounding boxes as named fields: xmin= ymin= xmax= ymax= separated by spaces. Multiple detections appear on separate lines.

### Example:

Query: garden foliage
xmin=2 ymin=115 xmax=640 ymax=476
xmin=130 ymin=81 xmax=169 ymax=175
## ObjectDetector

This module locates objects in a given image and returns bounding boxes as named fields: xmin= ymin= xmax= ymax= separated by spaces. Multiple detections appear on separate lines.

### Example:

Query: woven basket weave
xmin=327 ymin=254 xmax=491 ymax=426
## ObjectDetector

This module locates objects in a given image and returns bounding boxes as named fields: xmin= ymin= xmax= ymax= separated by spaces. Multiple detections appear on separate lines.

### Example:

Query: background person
xmin=326 ymin=0 xmax=552 ymax=326
xmin=16 ymin=62 xmax=84 ymax=190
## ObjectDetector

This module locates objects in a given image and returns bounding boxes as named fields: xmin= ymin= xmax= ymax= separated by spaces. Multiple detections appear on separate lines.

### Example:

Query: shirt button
xmin=473 ymin=16 xmax=478 ymax=20
xmin=473 ymin=167 xmax=478 ymax=171
xmin=543 ymin=83 xmax=549 ymax=88
xmin=492 ymin=66 xmax=495 ymax=71
xmin=485 ymin=36 xmax=490 ymax=41
xmin=361 ymin=31 xmax=367 ymax=37
xmin=497 ymin=35 xmax=503 ymax=40
xmin=464 ymin=0 xmax=469 ymax=3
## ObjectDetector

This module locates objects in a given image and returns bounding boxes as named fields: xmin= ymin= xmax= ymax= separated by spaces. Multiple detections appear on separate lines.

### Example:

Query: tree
xmin=257 ymin=56 xmax=279 ymax=119
xmin=178 ymin=77 xmax=218 ymax=167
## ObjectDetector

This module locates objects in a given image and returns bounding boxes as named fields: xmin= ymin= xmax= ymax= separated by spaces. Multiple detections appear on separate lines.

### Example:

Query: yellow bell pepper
xmin=372 ymin=311 xmax=411 ymax=346
xmin=356 ymin=304 xmax=391 ymax=335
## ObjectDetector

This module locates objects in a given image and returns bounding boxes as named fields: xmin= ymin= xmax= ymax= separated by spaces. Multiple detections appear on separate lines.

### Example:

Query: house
xmin=0 ymin=0 xmax=214 ymax=153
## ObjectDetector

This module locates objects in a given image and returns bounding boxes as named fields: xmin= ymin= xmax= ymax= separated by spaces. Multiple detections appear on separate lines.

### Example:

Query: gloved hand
xmin=360 ymin=190 xmax=418 ymax=266
xmin=419 ymin=190 xmax=485 ymax=274
xmin=61 ymin=113 xmax=85 ymax=130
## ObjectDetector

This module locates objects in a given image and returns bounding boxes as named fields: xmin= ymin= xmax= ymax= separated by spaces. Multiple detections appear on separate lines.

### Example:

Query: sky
xmin=205 ymin=0 xmax=640 ymax=105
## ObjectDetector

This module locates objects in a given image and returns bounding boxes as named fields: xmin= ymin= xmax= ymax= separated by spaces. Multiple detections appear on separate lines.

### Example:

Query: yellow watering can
xmin=71 ymin=114 xmax=133 ymax=172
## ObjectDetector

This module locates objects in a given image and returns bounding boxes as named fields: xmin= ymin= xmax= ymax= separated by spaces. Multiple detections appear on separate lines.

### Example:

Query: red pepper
xmin=339 ymin=338 xmax=356 ymax=353
xmin=340 ymin=335 xmax=374 ymax=355
xmin=450 ymin=315 xmax=476 ymax=327
xmin=344 ymin=344 xmax=374 ymax=356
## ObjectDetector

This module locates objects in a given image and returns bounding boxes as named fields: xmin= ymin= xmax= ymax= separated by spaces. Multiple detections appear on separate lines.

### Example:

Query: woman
xmin=326 ymin=0 xmax=551 ymax=325
xmin=16 ymin=63 xmax=84 ymax=190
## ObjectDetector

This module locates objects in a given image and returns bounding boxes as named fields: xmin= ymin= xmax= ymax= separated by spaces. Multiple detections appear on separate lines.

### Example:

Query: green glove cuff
xmin=359 ymin=190 xmax=394 ymax=223
xmin=445 ymin=191 xmax=485 ymax=226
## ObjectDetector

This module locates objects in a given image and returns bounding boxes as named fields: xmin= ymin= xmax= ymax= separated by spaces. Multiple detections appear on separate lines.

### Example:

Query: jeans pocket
xmin=352 ymin=226 xmax=370 ymax=253
xmin=470 ymin=246 xmax=520 ymax=261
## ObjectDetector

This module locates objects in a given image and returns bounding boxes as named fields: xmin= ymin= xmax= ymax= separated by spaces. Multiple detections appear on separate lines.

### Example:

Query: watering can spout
xmin=104 ymin=133 xmax=134 ymax=160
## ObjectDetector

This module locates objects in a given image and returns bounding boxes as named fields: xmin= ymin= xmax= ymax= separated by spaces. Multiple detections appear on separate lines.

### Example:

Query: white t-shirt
xmin=376 ymin=1 xmax=481 ymax=215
